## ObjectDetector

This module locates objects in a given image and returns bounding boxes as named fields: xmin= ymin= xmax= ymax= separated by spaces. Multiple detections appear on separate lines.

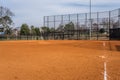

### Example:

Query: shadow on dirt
xmin=116 ymin=45 xmax=120 ymax=51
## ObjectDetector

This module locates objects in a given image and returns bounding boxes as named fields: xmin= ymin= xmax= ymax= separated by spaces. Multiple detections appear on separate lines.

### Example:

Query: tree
xmin=0 ymin=6 xmax=14 ymax=17
xmin=57 ymin=24 xmax=64 ymax=32
xmin=99 ymin=28 xmax=105 ymax=34
xmin=41 ymin=26 xmax=50 ymax=32
xmin=64 ymin=22 xmax=74 ymax=31
xmin=49 ymin=27 xmax=55 ymax=32
xmin=34 ymin=27 xmax=40 ymax=36
xmin=30 ymin=25 xmax=36 ymax=36
xmin=64 ymin=22 xmax=75 ymax=35
xmin=20 ymin=24 xmax=30 ymax=35
xmin=0 ymin=16 xmax=13 ymax=29
xmin=5 ymin=27 xmax=13 ymax=35
xmin=0 ymin=6 xmax=14 ymax=30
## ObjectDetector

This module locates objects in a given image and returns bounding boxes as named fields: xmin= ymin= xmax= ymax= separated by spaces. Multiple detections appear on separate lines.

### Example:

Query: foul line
xmin=104 ymin=62 xmax=107 ymax=80
xmin=103 ymin=42 xmax=108 ymax=80
xmin=99 ymin=42 xmax=111 ymax=80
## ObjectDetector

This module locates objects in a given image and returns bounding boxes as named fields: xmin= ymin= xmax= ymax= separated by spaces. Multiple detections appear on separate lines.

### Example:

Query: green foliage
xmin=0 ymin=28 xmax=4 ymax=32
xmin=30 ymin=25 xmax=36 ymax=35
xmin=0 ymin=16 xmax=13 ymax=29
xmin=49 ymin=27 xmax=55 ymax=32
xmin=99 ymin=28 xmax=105 ymax=34
xmin=57 ymin=24 xmax=64 ymax=31
xmin=41 ymin=26 xmax=50 ymax=32
xmin=0 ymin=6 xmax=14 ymax=29
xmin=34 ymin=27 xmax=40 ymax=36
xmin=5 ymin=27 xmax=13 ymax=35
xmin=20 ymin=24 xmax=30 ymax=35
xmin=0 ymin=6 xmax=14 ymax=17
xmin=64 ymin=22 xmax=74 ymax=31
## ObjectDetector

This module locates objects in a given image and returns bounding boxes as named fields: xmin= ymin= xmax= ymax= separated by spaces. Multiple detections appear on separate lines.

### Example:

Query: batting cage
xmin=43 ymin=8 xmax=120 ymax=40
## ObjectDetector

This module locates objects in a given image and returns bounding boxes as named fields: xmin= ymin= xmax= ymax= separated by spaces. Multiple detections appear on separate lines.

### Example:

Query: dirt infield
xmin=0 ymin=40 xmax=120 ymax=80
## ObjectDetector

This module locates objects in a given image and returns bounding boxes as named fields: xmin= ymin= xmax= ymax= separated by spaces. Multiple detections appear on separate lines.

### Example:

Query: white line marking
xmin=99 ymin=56 xmax=106 ymax=59
xmin=103 ymin=42 xmax=106 ymax=47
xmin=104 ymin=62 xmax=107 ymax=80
xmin=103 ymin=42 xmax=108 ymax=80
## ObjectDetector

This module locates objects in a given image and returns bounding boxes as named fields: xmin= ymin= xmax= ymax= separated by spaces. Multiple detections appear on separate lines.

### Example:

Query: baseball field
xmin=0 ymin=40 xmax=120 ymax=80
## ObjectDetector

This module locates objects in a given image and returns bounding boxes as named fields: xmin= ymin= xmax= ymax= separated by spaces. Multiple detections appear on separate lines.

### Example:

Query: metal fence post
xmin=97 ymin=12 xmax=99 ymax=40
xmin=46 ymin=16 xmax=49 ymax=40
xmin=43 ymin=16 xmax=45 ymax=27
xmin=54 ymin=16 xmax=55 ymax=40
xmin=47 ymin=16 xmax=49 ymax=28
xmin=68 ymin=14 xmax=71 ymax=39
xmin=109 ymin=11 xmax=111 ymax=40
xmin=77 ymin=14 xmax=79 ymax=40
xmin=61 ymin=15 xmax=64 ymax=40
xmin=118 ymin=8 xmax=120 ymax=28
xmin=61 ymin=15 xmax=63 ymax=25
xmin=89 ymin=17 xmax=92 ymax=40
xmin=69 ymin=14 xmax=71 ymax=22
xmin=85 ymin=13 xmax=88 ymax=40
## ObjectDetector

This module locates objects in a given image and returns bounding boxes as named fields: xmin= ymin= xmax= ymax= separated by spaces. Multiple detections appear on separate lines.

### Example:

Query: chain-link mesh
xmin=44 ymin=8 xmax=120 ymax=40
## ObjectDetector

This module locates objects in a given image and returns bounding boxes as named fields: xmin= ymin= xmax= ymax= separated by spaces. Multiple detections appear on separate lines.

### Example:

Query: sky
xmin=1 ymin=0 xmax=120 ymax=27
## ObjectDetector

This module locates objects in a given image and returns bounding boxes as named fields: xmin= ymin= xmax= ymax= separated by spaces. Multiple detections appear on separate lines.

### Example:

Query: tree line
xmin=20 ymin=24 xmax=41 ymax=36
xmin=0 ymin=5 xmax=107 ymax=37
xmin=20 ymin=21 xmax=106 ymax=36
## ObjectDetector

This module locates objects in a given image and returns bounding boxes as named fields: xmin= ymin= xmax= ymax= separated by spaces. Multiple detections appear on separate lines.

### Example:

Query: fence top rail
xmin=44 ymin=8 xmax=120 ymax=17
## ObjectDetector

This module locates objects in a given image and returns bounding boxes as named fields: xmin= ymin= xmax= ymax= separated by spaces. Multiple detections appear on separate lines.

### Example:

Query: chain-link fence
xmin=0 ymin=8 xmax=120 ymax=41
xmin=0 ymin=35 xmax=43 ymax=41
xmin=44 ymin=8 xmax=120 ymax=40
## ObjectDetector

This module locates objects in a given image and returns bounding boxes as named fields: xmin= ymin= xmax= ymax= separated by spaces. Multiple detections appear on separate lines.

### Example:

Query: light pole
xmin=89 ymin=0 xmax=92 ymax=40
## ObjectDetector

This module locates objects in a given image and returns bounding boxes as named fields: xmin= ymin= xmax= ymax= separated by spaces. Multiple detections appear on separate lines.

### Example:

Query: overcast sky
xmin=1 ymin=0 xmax=120 ymax=27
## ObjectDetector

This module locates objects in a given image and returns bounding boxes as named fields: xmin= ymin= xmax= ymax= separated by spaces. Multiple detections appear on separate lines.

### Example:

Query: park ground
xmin=0 ymin=40 xmax=120 ymax=80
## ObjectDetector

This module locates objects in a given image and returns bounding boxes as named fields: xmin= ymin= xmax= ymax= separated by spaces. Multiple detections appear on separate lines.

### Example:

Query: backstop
xmin=44 ymin=8 xmax=120 ymax=40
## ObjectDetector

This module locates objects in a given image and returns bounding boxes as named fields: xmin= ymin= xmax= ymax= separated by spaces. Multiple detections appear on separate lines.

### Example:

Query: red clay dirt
xmin=0 ymin=40 xmax=120 ymax=80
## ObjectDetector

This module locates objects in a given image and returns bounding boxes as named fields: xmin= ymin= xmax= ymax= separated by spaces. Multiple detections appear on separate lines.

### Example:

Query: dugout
xmin=110 ymin=28 xmax=120 ymax=40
